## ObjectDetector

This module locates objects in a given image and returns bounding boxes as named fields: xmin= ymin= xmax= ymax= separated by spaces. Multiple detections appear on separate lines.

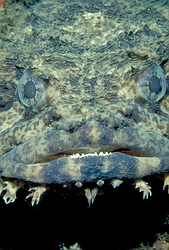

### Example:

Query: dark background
xmin=0 ymin=176 xmax=169 ymax=250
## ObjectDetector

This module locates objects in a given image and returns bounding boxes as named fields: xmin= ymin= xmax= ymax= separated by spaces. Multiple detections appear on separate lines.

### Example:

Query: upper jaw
xmin=1 ymin=119 xmax=169 ymax=168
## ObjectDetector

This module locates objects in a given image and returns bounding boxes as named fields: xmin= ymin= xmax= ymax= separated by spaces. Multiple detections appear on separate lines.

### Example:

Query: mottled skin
xmin=0 ymin=0 xmax=169 ymax=204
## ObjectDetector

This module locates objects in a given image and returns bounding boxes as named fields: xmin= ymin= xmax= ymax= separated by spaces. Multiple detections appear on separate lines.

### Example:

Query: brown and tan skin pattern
xmin=0 ymin=0 xmax=169 ymax=204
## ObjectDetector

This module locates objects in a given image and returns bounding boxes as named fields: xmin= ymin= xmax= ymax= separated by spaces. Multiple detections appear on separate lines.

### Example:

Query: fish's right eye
xmin=17 ymin=70 xmax=46 ymax=107
xmin=137 ymin=63 xmax=166 ymax=103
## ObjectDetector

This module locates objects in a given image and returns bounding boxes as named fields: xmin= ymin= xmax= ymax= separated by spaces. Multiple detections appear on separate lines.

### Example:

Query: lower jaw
xmin=2 ymin=151 xmax=169 ymax=184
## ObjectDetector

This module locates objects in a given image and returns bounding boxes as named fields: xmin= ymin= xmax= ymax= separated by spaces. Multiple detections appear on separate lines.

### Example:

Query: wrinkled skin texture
xmin=0 ymin=0 xmax=169 ymax=204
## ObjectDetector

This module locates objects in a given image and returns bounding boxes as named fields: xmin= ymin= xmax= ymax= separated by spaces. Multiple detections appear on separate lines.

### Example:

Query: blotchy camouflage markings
xmin=0 ymin=0 xmax=169 ymax=204
xmin=1 ymin=120 xmax=169 ymax=183
xmin=1 ymin=120 xmax=169 ymax=168
xmin=2 ymin=152 xmax=169 ymax=184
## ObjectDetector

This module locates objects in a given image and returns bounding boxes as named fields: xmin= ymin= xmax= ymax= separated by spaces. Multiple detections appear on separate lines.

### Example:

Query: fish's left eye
xmin=137 ymin=63 xmax=166 ymax=103
xmin=24 ymin=80 xmax=36 ymax=98
xmin=17 ymin=70 xmax=46 ymax=107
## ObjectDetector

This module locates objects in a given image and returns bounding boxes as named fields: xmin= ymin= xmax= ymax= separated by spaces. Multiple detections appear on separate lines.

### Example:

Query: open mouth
xmin=36 ymin=147 xmax=148 ymax=164
xmin=1 ymin=120 xmax=169 ymax=184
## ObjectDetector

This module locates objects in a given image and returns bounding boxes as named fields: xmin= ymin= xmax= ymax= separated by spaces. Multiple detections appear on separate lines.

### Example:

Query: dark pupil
xmin=24 ymin=80 xmax=36 ymax=98
xmin=149 ymin=75 xmax=160 ymax=93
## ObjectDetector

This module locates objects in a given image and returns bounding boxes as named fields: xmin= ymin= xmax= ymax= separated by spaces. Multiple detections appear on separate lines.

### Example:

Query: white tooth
xmin=71 ymin=151 xmax=114 ymax=158
xmin=96 ymin=179 xmax=104 ymax=187
xmin=75 ymin=182 xmax=83 ymax=188
xmin=99 ymin=152 xmax=104 ymax=156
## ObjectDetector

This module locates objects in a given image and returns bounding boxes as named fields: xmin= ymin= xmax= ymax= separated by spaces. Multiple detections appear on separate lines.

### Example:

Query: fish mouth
xmin=37 ymin=147 xmax=148 ymax=164
xmin=1 ymin=120 xmax=169 ymax=184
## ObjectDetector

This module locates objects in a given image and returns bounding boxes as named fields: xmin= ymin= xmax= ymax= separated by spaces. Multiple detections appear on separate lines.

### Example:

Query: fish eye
xmin=137 ymin=63 xmax=166 ymax=102
xmin=24 ymin=80 xmax=36 ymax=98
xmin=17 ymin=70 xmax=45 ymax=107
